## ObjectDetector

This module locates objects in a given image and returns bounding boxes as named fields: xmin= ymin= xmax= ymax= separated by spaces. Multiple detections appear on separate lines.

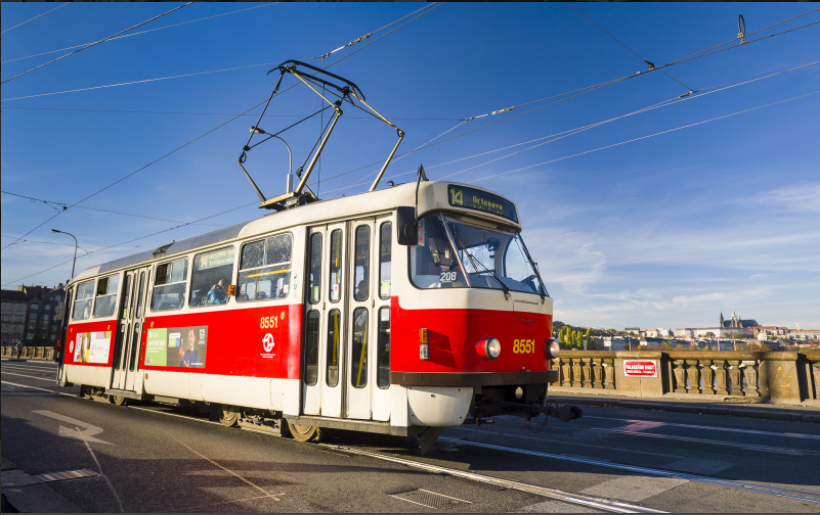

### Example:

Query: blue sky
xmin=2 ymin=3 xmax=818 ymax=330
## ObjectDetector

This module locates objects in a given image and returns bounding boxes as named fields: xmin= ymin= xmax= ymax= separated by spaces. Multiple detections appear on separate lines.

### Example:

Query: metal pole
xmin=51 ymin=229 xmax=78 ymax=279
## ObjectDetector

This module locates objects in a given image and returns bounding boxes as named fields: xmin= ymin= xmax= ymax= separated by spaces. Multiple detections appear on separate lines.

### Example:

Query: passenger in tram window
xmin=182 ymin=328 xmax=200 ymax=367
xmin=356 ymin=280 xmax=368 ymax=300
xmin=207 ymin=279 xmax=229 ymax=305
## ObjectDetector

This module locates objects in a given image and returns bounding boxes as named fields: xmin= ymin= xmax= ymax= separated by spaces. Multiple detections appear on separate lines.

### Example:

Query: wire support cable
xmin=1 ymin=3 xmax=69 ymax=35
xmin=2 ymin=4 xmax=278 ymax=65
xmin=1 ymin=3 xmax=193 ymax=85
xmin=563 ymin=2 xmax=694 ymax=92
xmin=1 ymin=201 xmax=258 ymax=288
xmin=466 ymin=90 xmax=820 ymax=186
xmin=0 ymin=97 xmax=269 ymax=253
xmin=316 ymin=60 xmax=819 ymax=196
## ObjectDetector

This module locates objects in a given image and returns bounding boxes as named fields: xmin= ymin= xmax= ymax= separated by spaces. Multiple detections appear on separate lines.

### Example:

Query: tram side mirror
xmin=396 ymin=206 xmax=418 ymax=246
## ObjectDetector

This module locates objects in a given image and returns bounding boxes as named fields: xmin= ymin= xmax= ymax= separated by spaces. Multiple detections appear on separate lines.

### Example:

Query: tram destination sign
xmin=448 ymin=185 xmax=518 ymax=223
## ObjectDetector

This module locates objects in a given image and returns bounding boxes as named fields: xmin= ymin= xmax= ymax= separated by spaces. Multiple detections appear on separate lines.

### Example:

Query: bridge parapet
xmin=551 ymin=351 xmax=820 ymax=406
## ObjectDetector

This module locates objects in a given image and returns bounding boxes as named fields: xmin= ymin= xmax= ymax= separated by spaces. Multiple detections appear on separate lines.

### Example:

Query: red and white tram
xmin=56 ymin=61 xmax=578 ymax=449
xmin=56 ymin=180 xmax=576 ymax=446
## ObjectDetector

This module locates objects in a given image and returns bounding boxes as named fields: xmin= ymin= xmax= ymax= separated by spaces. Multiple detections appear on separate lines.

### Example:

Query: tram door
xmin=302 ymin=222 xmax=347 ymax=419
xmin=111 ymin=266 xmax=150 ymax=392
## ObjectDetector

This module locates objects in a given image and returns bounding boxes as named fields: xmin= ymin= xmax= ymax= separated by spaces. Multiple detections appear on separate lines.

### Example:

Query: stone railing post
xmin=741 ymin=360 xmax=760 ymax=397
xmin=672 ymin=359 xmax=687 ymax=393
xmin=603 ymin=358 xmax=615 ymax=389
xmin=592 ymin=358 xmax=603 ymax=389
xmin=685 ymin=359 xmax=700 ymax=394
xmin=700 ymin=360 xmax=715 ymax=395
xmin=713 ymin=359 xmax=729 ymax=395
xmin=571 ymin=358 xmax=581 ymax=387
xmin=581 ymin=358 xmax=593 ymax=388
xmin=760 ymin=352 xmax=801 ymax=404
xmin=727 ymin=359 xmax=742 ymax=396
xmin=560 ymin=358 xmax=572 ymax=387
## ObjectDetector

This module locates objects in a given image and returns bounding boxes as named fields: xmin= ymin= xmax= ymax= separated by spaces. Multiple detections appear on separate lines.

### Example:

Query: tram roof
xmin=70 ymin=181 xmax=518 ymax=284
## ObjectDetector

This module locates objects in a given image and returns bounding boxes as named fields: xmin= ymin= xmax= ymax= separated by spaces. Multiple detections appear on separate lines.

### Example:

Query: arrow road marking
xmin=33 ymin=410 xmax=112 ymax=445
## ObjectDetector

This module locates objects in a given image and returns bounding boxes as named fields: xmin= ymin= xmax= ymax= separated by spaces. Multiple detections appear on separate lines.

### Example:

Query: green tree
xmin=585 ymin=328 xmax=592 ymax=350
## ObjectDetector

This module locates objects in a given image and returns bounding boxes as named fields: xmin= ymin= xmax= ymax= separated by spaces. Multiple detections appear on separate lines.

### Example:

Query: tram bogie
xmin=56 ymin=180 xmax=576 ymax=449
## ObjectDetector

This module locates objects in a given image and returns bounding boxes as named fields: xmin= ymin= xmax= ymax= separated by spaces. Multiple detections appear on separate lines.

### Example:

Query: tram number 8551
xmin=513 ymin=339 xmax=536 ymax=354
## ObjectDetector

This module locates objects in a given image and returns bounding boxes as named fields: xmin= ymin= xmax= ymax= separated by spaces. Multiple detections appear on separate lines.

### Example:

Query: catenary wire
xmin=467 ymin=90 xmax=820 ymax=185
xmin=563 ymin=2 xmax=694 ymax=92
xmin=0 ymin=107 xmax=463 ymax=121
xmin=1 ymin=190 xmax=227 ymax=227
xmin=1 ymin=3 xmax=69 ymax=35
xmin=1 ymin=3 xmax=193 ymax=85
xmin=1 ymin=4 xmax=442 ymax=256
xmin=2 ymin=4 xmax=278 ymax=65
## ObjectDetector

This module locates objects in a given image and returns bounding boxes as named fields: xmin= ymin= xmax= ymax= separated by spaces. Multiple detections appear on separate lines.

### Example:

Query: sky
xmin=2 ymin=3 xmax=818 ymax=330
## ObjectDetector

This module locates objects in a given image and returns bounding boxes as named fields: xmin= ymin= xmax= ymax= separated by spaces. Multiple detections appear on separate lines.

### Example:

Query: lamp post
xmin=51 ymin=229 xmax=78 ymax=279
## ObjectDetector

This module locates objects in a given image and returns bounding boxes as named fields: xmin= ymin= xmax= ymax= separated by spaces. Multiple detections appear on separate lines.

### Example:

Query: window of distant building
xmin=45 ymin=303 xmax=51 ymax=310
xmin=31 ymin=303 xmax=39 ymax=310
xmin=16 ymin=305 xmax=25 ymax=313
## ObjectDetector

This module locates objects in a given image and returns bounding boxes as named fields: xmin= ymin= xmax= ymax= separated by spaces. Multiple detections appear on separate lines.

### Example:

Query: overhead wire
xmin=310 ymin=8 xmax=820 ymax=189
xmin=1 ymin=3 xmax=193 ymax=85
xmin=563 ymin=2 xmax=695 ymax=92
xmin=1 ymin=190 xmax=227 ymax=227
xmin=1 ymin=3 xmax=69 ymax=35
xmin=1 ymin=2 xmax=444 ymax=268
xmin=467 ymin=90 xmax=820 ymax=185
xmin=2 ymin=4 xmax=278 ymax=64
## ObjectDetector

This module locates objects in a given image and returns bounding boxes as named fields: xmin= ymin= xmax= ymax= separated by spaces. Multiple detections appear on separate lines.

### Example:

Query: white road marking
xmin=516 ymin=500 xmax=605 ymax=513
xmin=610 ymin=421 xmax=665 ymax=432
xmin=663 ymin=458 xmax=733 ymax=475
xmin=34 ymin=410 xmax=112 ymax=445
xmin=76 ymin=426 xmax=124 ymax=513
xmin=0 ymin=379 xmax=77 ymax=397
xmin=582 ymin=416 xmax=820 ymax=441
xmin=1 ymin=371 xmax=56 ymax=382
xmin=581 ymin=476 xmax=688 ymax=503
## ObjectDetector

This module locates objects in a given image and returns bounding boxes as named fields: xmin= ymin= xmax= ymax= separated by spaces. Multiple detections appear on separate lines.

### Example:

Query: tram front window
xmin=410 ymin=213 xmax=546 ymax=295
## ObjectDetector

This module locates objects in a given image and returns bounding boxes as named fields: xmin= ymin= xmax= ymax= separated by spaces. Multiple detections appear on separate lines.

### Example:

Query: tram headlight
xmin=476 ymin=337 xmax=501 ymax=360
xmin=546 ymin=338 xmax=560 ymax=359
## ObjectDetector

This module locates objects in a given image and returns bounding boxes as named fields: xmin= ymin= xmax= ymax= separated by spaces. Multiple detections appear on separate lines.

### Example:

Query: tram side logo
xmin=261 ymin=333 xmax=276 ymax=359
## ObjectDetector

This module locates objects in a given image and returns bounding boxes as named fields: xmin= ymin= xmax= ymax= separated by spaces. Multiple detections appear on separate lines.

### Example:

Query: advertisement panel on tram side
xmin=139 ymin=303 xmax=303 ymax=379
xmin=64 ymin=321 xmax=116 ymax=367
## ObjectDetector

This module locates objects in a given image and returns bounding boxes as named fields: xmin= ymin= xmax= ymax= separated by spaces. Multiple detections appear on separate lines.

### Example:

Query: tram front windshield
xmin=410 ymin=213 xmax=546 ymax=295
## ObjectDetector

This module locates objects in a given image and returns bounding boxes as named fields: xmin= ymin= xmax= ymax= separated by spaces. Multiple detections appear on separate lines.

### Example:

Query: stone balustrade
xmin=551 ymin=350 xmax=820 ymax=406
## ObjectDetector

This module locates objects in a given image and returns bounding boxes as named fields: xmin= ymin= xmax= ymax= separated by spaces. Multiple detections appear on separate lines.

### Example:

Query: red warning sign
xmin=624 ymin=360 xmax=657 ymax=377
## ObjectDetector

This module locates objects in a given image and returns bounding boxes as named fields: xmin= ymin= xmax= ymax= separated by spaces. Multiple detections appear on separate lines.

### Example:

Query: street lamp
xmin=51 ymin=229 xmax=78 ymax=279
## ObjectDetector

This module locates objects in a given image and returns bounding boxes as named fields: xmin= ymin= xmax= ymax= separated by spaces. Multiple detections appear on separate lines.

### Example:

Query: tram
xmin=55 ymin=61 xmax=578 ymax=451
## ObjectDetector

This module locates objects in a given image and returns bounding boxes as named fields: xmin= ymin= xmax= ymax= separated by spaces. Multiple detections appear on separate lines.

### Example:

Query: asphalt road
xmin=2 ymin=361 xmax=819 ymax=513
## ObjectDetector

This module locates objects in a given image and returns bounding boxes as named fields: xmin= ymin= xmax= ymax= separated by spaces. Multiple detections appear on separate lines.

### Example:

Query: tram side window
xmin=151 ymin=258 xmax=188 ymax=311
xmin=379 ymin=222 xmax=391 ymax=299
xmin=190 ymin=246 xmax=235 ymax=307
xmin=308 ymin=233 xmax=322 ymax=304
xmin=237 ymin=233 xmax=292 ymax=302
xmin=354 ymin=226 xmax=370 ymax=301
xmin=71 ymin=280 xmax=95 ymax=321
xmin=93 ymin=274 xmax=120 ymax=318
xmin=304 ymin=310 xmax=320 ymax=386
xmin=377 ymin=307 xmax=391 ymax=389
xmin=329 ymin=230 xmax=343 ymax=303
xmin=351 ymin=307 xmax=368 ymax=388
xmin=326 ymin=309 xmax=341 ymax=387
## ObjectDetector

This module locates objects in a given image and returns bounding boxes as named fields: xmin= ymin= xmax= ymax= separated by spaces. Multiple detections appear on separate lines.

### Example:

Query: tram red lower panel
xmin=391 ymin=297 xmax=553 ymax=375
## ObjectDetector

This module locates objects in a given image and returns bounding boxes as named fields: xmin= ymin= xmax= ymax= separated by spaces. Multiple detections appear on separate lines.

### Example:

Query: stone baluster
xmin=713 ymin=359 xmax=729 ymax=395
xmin=685 ymin=359 xmax=700 ymax=393
xmin=603 ymin=359 xmax=615 ymax=389
xmin=581 ymin=358 xmax=593 ymax=388
xmin=560 ymin=359 xmax=571 ymax=387
xmin=571 ymin=358 xmax=581 ymax=387
xmin=700 ymin=360 xmax=716 ymax=395
xmin=592 ymin=359 xmax=603 ymax=389
xmin=741 ymin=360 xmax=760 ymax=397
xmin=727 ymin=359 xmax=742 ymax=395
xmin=672 ymin=359 xmax=687 ymax=393
xmin=811 ymin=361 xmax=820 ymax=400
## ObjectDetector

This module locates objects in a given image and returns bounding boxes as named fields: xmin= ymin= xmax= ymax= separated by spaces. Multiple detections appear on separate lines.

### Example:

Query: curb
xmin=550 ymin=396 xmax=820 ymax=423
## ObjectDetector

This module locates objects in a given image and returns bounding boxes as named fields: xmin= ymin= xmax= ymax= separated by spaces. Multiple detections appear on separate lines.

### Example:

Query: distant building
xmin=16 ymin=284 xmax=66 ymax=346
xmin=788 ymin=330 xmax=820 ymax=341
xmin=1 ymin=289 xmax=28 ymax=346
xmin=720 ymin=310 xmax=758 ymax=329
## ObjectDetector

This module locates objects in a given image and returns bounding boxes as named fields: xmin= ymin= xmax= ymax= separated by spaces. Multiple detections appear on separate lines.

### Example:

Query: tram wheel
xmin=219 ymin=407 xmax=240 ymax=427
xmin=287 ymin=421 xmax=322 ymax=442
xmin=111 ymin=395 xmax=127 ymax=406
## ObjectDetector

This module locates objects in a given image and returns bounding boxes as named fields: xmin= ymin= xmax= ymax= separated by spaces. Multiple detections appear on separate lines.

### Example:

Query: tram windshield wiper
xmin=452 ymin=234 xmax=511 ymax=300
